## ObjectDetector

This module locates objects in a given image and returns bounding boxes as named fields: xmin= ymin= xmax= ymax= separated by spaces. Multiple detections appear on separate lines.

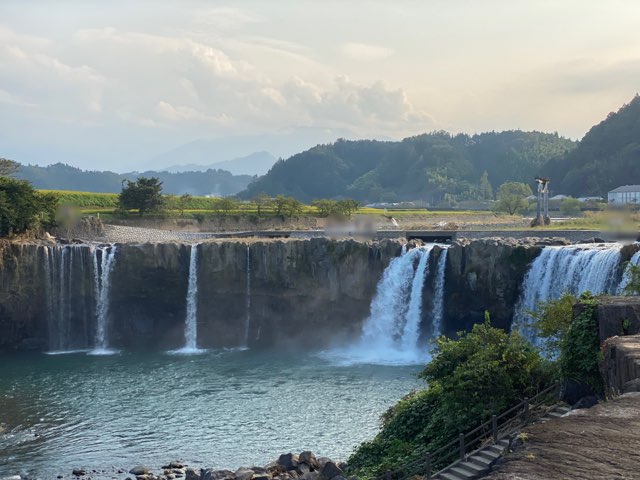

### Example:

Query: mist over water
xmin=0 ymin=350 xmax=418 ymax=479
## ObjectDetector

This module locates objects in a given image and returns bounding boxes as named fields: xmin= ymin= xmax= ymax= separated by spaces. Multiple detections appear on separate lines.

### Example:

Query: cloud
xmin=342 ymin=42 xmax=393 ymax=62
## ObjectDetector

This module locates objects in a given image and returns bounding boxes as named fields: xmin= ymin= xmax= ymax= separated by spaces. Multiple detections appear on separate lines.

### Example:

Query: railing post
xmin=492 ymin=414 xmax=498 ymax=443
xmin=459 ymin=433 xmax=465 ymax=461
xmin=524 ymin=397 xmax=530 ymax=424
xmin=425 ymin=452 xmax=431 ymax=480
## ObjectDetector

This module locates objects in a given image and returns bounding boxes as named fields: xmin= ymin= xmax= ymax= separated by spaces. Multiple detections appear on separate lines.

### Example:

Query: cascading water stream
xmin=332 ymin=244 xmax=447 ymax=365
xmin=617 ymin=249 xmax=640 ymax=294
xmin=430 ymin=247 xmax=449 ymax=338
xmin=244 ymin=244 xmax=252 ymax=348
xmin=171 ymin=244 xmax=204 ymax=354
xmin=514 ymin=244 xmax=622 ymax=344
xmin=90 ymin=245 xmax=118 ymax=355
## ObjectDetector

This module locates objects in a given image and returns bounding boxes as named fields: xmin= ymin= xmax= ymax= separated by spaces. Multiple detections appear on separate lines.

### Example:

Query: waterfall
xmin=90 ymin=245 xmax=118 ymax=355
xmin=172 ymin=244 xmax=203 ymax=354
xmin=430 ymin=247 xmax=448 ymax=338
xmin=333 ymin=244 xmax=445 ymax=365
xmin=244 ymin=244 xmax=251 ymax=348
xmin=44 ymin=246 xmax=72 ymax=352
xmin=514 ymin=244 xmax=622 ymax=344
xmin=617 ymin=249 xmax=640 ymax=294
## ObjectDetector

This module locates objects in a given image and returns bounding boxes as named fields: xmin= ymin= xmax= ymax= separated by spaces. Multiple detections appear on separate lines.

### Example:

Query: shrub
xmin=0 ymin=177 xmax=58 ymax=236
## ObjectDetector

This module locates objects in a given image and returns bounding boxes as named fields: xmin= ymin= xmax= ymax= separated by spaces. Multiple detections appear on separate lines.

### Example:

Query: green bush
xmin=346 ymin=321 xmax=553 ymax=478
xmin=559 ymin=292 xmax=603 ymax=395
xmin=531 ymin=292 xmax=577 ymax=357
xmin=0 ymin=177 xmax=58 ymax=236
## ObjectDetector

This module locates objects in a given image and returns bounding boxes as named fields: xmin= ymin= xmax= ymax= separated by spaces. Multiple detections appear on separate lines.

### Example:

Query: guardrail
xmin=375 ymin=382 xmax=561 ymax=480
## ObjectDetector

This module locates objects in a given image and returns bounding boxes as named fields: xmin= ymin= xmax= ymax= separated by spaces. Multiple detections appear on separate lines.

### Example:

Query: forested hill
xmin=545 ymin=95 xmax=640 ymax=196
xmin=17 ymin=163 xmax=254 ymax=196
xmin=239 ymin=131 xmax=576 ymax=203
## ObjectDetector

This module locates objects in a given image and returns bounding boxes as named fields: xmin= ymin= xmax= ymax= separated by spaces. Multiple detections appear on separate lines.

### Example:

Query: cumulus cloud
xmin=341 ymin=42 xmax=394 ymax=62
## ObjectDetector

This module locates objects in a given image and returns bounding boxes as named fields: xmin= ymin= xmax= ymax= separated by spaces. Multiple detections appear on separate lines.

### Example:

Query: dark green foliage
xmin=623 ymin=264 xmax=640 ymax=296
xmin=311 ymin=199 xmax=360 ymax=217
xmin=241 ymin=132 xmax=575 ymax=203
xmin=118 ymin=177 xmax=165 ymax=215
xmin=546 ymin=95 xmax=640 ymax=195
xmin=531 ymin=293 xmax=577 ymax=357
xmin=273 ymin=195 xmax=303 ymax=217
xmin=0 ymin=176 xmax=58 ymax=236
xmin=17 ymin=163 xmax=253 ymax=196
xmin=559 ymin=292 xmax=603 ymax=395
xmin=347 ymin=321 xmax=553 ymax=478
xmin=494 ymin=182 xmax=532 ymax=215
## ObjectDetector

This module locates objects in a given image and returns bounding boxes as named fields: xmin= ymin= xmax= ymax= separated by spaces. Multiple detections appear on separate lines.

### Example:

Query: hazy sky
xmin=1 ymin=1 xmax=639 ymax=171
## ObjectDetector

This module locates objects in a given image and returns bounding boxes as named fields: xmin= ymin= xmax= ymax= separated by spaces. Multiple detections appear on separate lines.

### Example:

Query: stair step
xmin=449 ymin=467 xmax=476 ymax=479
xmin=438 ymin=472 xmax=467 ymax=480
xmin=486 ymin=444 xmax=506 ymax=455
xmin=547 ymin=411 xmax=565 ymax=418
xmin=456 ymin=461 xmax=488 ymax=475
xmin=470 ymin=455 xmax=494 ymax=467
xmin=475 ymin=450 xmax=500 ymax=462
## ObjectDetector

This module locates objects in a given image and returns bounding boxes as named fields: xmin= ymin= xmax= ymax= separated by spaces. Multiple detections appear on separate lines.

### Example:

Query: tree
xmin=178 ymin=193 xmax=192 ymax=216
xmin=560 ymin=197 xmax=581 ymax=216
xmin=337 ymin=199 xmax=360 ymax=216
xmin=0 ymin=176 xmax=58 ymax=236
xmin=479 ymin=171 xmax=493 ymax=200
xmin=0 ymin=158 xmax=19 ymax=177
xmin=494 ymin=182 xmax=532 ymax=215
xmin=531 ymin=293 xmax=577 ymax=357
xmin=312 ymin=199 xmax=338 ymax=217
xmin=252 ymin=193 xmax=273 ymax=216
xmin=118 ymin=177 xmax=164 ymax=215
xmin=274 ymin=195 xmax=303 ymax=218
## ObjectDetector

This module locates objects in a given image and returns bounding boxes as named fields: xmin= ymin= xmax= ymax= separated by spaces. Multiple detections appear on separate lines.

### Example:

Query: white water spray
xmin=244 ymin=244 xmax=252 ymax=348
xmin=332 ymin=244 xmax=447 ymax=365
xmin=617 ymin=249 xmax=640 ymax=294
xmin=514 ymin=244 xmax=621 ymax=344
xmin=171 ymin=244 xmax=204 ymax=354
xmin=430 ymin=247 xmax=449 ymax=338
xmin=90 ymin=245 xmax=118 ymax=355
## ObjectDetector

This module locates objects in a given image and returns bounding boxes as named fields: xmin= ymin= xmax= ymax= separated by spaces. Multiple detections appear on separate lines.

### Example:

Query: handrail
xmin=374 ymin=382 xmax=560 ymax=480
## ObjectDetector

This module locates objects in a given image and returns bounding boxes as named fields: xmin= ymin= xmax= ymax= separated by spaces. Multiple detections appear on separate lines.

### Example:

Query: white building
xmin=608 ymin=185 xmax=640 ymax=204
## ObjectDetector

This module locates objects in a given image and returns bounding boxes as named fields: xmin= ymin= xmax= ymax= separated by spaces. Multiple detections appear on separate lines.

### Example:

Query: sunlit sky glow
xmin=1 ymin=0 xmax=639 ymax=170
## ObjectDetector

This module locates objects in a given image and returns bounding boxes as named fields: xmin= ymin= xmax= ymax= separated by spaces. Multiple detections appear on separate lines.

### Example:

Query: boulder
xmin=130 ymin=466 xmax=150 ymax=476
xmin=278 ymin=453 xmax=299 ymax=471
xmin=252 ymin=474 xmax=272 ymax=480
xmin=573 ymin=395 xmax=598 ymax=409
xmin=200 ymin=469 xmax=235 ymax=480
xmin=235 ymin=468 xmax=255 ymax=480
xmin=298 ymin=452 xmax=319 ymax=470
xmin=319 ymin=462 xmax=343 ymax=480
xmin=299 ymin=473 xmax=319 ymax=480
xmin=72 ymin=468 xmax=87 ymax=476
xmin=623 ymin=378 xmax=640 ymax=393
xmin=184 ymin=468 xmax=200 ymax=480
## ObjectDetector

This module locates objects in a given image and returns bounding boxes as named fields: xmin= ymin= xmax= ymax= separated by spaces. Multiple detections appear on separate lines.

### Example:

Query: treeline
xmin=16 ymin=163 xmax=254 ymax=196
xmin=546 ymin=94 xmax=640 ymax=195
xmin=240 ymin=131 xmax=576 ymax=203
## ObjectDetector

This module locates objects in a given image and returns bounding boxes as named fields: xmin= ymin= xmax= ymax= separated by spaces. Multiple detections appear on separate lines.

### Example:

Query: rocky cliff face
xmin=0 ymin=239 xmax=402 ymax=352
xmin=442 ymin=238 xmax=541 ymax=335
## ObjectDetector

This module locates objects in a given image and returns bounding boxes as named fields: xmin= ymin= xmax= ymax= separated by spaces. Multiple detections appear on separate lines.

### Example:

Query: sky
xmin=1 ymin=0 xmax=639 ymax=171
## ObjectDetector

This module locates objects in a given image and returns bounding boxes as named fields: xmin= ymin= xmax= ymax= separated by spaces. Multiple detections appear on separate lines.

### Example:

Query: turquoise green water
xmin=0 ymin=350 xmax=419 ymax=478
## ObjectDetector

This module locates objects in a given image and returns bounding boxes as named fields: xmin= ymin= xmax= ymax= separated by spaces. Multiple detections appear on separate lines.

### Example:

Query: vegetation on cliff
xmin=346 ymin=321 xmax=553 ymax=478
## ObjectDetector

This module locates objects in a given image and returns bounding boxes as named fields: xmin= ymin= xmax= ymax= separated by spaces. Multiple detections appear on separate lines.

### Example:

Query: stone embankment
xmin=66 ymin=452 xmax=347 ymax=480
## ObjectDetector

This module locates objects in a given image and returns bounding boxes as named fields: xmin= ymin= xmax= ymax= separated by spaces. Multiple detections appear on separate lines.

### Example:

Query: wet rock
xmin=573 ymin=395 xmax=598 ymax=409
xmin=252 ymin=474 xmax=272 ymax=480
xmin=235 ymin=468 xmax=255 ymax=480
xmin=200 ymin=469 xmax=235 ymax=480
xmin=72 ymin=469 xmax=87 ymax=477
xmin=184 ymin=468 xmax=200 ymax=480
xmin=319 ymin=461 xmax=343 ymax=480
xmin=299 ymin=473 xmax=319 ymax=480
xmin=130 ymin=466 xmax=150 ymax=476
xmin=278 ymin=453 xmax=299 ymax=471
xmin=298 ymin=452 xmax=319 ymax=470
